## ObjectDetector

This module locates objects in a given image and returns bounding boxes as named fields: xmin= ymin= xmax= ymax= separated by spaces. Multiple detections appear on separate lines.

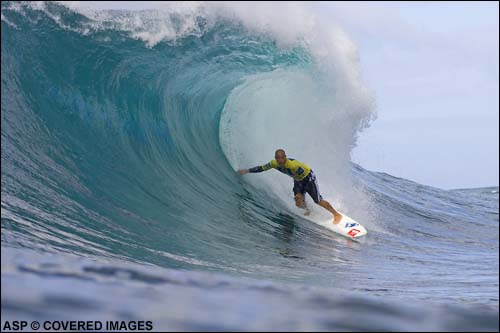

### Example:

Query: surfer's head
xmin=275 ymin=149 xmax=287 ymax=166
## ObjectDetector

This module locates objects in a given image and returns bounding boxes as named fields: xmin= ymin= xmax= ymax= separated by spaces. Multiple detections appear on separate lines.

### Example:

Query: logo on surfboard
xmin=347 ymin=228 xmax=361 ymax=237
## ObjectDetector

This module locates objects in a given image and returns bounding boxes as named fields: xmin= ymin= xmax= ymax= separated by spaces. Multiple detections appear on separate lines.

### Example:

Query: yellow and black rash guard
xmin=249 ymin=158 xmax=311 ymax=181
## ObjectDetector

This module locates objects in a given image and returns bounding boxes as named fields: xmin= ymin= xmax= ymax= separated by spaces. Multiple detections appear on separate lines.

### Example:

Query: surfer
xmin=238 ymin=149 xmax=342 ymax=224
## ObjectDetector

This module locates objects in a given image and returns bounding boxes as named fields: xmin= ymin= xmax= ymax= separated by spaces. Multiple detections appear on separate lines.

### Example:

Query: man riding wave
xmin=238 ymin=149 xmax=342 ymax=224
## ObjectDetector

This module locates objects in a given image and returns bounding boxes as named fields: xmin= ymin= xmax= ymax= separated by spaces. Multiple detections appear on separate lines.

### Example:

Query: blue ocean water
xmin=1 ymin=2 xmax=498 ymax=331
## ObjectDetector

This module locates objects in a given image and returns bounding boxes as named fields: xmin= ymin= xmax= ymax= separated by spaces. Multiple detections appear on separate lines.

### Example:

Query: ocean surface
xmin=1 ymin=2 xmax=498 ymax=331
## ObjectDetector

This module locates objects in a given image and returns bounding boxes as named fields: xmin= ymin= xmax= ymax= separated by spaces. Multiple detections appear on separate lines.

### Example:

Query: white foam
xmin=219 ymin=67 xmax=375 ymax=222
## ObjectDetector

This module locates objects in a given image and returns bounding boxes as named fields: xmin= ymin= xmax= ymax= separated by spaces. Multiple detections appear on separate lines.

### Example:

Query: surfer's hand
xmin=238 ymin=169 xmax=249 ymax=175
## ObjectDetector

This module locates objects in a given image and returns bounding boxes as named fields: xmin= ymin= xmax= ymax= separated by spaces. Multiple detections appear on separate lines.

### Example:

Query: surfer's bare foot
xmin=333 ymin=214 xmax=342 ymax=224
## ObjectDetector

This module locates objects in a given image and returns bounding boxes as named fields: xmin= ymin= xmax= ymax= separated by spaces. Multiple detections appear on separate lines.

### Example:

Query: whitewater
xmin=1 ymin=2 xmax=498 ymax=331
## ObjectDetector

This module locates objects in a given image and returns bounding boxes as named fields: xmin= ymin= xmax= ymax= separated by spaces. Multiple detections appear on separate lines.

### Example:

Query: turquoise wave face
xmin=1 ymin=2 xmax=313 ymax=270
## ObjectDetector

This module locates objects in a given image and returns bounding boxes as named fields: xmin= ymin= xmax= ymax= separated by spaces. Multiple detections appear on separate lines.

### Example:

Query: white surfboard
xmin=302 ymin=210 xmax=367 ymax=239
xmin=317 ymin=212 xmax=367 ymax=239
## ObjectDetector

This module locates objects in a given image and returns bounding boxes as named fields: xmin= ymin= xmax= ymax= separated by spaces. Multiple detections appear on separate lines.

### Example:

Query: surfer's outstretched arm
xmin=238 ymin=160 xmax=277 ymax=175
xmin=238 ymin=166 xmax=264 ymax=174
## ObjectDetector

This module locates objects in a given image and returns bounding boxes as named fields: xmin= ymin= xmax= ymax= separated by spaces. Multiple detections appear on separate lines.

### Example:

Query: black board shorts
xmin=293 ymin=171 xmax=323 ymax=204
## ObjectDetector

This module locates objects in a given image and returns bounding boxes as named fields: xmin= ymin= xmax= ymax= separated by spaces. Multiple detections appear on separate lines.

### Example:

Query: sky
xmin=72 ymin=1 xmax=499 ymax=190
xmin=321 ymin=2 xmax=499 ymax=189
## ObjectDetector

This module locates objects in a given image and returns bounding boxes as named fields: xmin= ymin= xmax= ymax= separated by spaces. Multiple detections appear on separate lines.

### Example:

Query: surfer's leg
xmin=295 ymin=193 xmax=310 ymax=215
xmin=293 ymin=180 xmax=307 ymax=209
xmin=318 ymin=199 xmax=342 ymax=224
xmin=307 ymin=172 xmax=342 ymax=224
xmin=294 ymin=193 xmax=306 ymax=208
